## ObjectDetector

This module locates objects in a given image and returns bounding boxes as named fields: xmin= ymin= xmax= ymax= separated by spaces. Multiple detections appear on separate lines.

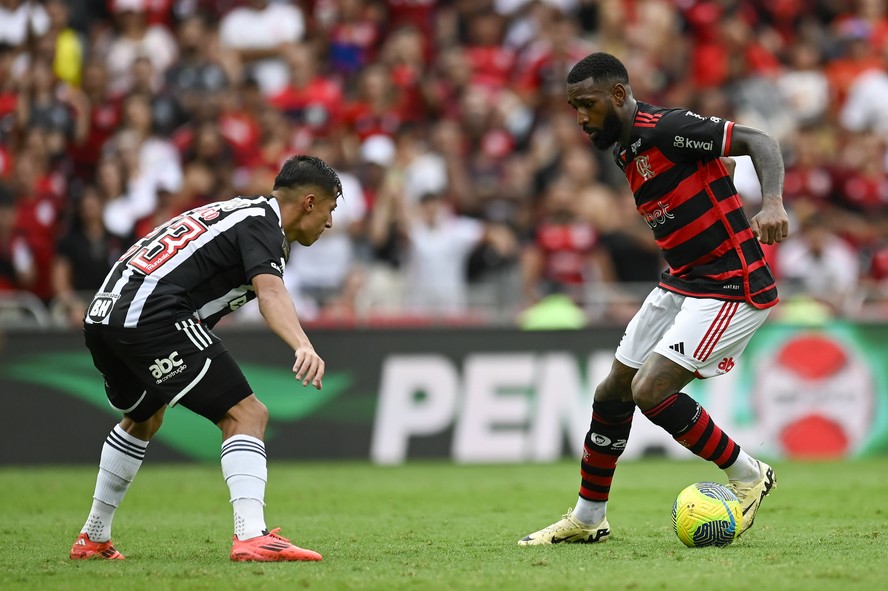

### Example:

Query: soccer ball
xmin=672 ymin=482 xmax=742 ymax=547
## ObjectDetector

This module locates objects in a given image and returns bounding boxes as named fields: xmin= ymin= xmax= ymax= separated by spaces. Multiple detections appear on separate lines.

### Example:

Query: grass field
xmin=1 ymin=458 xmax=885 ymax=591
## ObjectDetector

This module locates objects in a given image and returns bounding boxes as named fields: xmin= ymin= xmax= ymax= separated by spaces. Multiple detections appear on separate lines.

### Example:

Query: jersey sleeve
xmin=237 ymin=212 xmax=287 ymax=282
xmin=657 ymin=109 xmax=735 ymax=161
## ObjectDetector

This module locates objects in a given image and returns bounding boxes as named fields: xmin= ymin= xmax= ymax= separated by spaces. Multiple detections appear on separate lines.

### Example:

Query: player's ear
xmin=305 ymin=193 xmax=315 ymax=211
xmin=612 ymin=83 xmax=626 ymax=104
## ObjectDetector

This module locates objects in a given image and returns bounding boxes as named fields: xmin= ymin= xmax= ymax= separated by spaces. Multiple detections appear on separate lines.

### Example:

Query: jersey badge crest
xmin=635 ymin=155 xmax=656 ymax=180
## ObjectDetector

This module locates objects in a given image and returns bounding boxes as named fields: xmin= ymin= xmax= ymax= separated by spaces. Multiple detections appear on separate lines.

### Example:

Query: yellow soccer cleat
xmin=729 ymin=460 xmax=777 ymax=537
xmin=518 ymin=509 xmax=610 ymax=546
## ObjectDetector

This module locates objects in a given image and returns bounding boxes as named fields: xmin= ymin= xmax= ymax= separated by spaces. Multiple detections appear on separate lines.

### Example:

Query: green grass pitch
xmin=1 ymin=458 xmax=885 ymax=590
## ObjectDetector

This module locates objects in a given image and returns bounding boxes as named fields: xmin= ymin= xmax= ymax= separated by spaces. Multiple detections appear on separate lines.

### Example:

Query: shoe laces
xmin=540 ymin=508 xmax=579 ymax=533
xmin=264 ymin=528 xmax=292 ymax=544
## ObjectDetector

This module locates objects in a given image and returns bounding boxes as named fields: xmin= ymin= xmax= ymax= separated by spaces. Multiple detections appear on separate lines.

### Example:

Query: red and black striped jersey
xmin=612 ymin=102 xmax=778 ymax=309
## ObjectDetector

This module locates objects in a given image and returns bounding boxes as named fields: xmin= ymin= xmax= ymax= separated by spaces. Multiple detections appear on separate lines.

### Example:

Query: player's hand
xmin=293 ymin=346 xmax=324 ymax=390
xmin=750 ymin=202 xmax=789 ymax=245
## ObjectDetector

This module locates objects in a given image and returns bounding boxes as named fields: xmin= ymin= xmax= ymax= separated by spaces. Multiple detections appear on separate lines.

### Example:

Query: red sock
xmin=643 ymin=392 xmax=740 ymax=469
xmin=579 ymin=400 xmax=635 ymax=502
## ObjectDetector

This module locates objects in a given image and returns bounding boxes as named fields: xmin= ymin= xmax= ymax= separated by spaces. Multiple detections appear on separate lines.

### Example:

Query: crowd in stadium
xmin=2 ymin=0 xmax=888 ymax=327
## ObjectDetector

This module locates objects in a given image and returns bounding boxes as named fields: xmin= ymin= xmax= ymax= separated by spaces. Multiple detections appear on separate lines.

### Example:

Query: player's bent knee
xmin=219 ymin=394 xmax=269 ymax=437
xmin=629 ymin=371 xmax=664 ymax=411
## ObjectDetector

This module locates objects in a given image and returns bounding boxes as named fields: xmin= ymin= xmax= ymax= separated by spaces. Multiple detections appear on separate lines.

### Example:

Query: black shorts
xmin=83 ymin=318 xmax=252 ymax=424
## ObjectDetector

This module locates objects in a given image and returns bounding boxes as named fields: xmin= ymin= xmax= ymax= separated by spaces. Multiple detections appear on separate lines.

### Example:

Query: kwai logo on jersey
xmin=635 ymin=155 xmax=656 ymax=180
xmin=674 ymin=135 xmax=714 ymax=151
xmin=642 ymin=200 xmax=674 ymax=228
xmin=149 ymin=351 xmax=187 ymax=383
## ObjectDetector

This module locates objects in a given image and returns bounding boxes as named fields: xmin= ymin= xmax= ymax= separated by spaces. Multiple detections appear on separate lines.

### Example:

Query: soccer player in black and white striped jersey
xmin=519 ymin=53 xmax=788 ymax=546
xmin=70 ymin=155 xmax=341 ymax=562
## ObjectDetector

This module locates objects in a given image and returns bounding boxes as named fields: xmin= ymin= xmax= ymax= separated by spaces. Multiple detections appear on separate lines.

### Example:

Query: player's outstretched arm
xmin=253 ymin=273 xmax=325 ymax=390
xmin=728 ymin=125 xmax=789 ymax=245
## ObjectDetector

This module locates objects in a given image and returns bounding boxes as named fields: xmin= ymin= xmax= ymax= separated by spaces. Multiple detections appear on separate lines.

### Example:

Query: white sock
xmin=221 ymin=435 xmax=268 ymax=540
xmin=724 ymin=449 xmax=760 ymax=483
xmin=81 ymin=424 xmax=148 ymax=542
xmin=572 ymin=497 xmax=607 ymax=526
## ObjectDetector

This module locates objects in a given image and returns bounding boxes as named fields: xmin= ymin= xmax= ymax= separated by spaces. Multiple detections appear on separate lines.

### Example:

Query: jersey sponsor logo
xmin=149 ymin=351 xmax=187 ymax=383
xmin=685 ymin=111 xmax=706 ymax=120
xmin=674 ymin=135 xmax=714 ymax=151
xmin=635 ymin=155 xmax=656 ymax=180
xmin=642 ymin=200 xmax=674 ymax=228
xmin=630 ymin=138 xmax=642 ymax=155
xmin=87 ymin=297 xmax=115 ymax=321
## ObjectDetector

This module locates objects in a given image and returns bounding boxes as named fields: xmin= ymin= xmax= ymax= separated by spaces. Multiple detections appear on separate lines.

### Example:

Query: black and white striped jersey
xmin=84 ymin=195 xmax=290 ymax=329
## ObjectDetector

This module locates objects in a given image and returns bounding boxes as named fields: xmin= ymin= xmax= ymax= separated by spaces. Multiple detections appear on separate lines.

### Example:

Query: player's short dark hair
xmin=274 ymin=155 xmax=343 ymax=199
xmin=567 ymin=52 xmax=629 ymax=86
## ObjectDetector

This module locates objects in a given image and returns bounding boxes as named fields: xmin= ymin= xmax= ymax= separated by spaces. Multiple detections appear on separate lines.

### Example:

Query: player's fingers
xmin=750 ymin=218 xmax=761 ymax=240
xmin=298 ymin=356 xmax=318 ymax=386
xmin=777 ymin=220 xmax=789 ymax=242
xmin=312 ymin=360 xmax=325 ymax=389
xmin=293 ymin=351 xmax=312 ymax=382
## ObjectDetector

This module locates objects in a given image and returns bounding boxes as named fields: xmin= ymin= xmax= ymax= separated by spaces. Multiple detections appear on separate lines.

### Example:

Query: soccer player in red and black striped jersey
xmin=520 ymin=53 xmax=788 ymax=546
xmin=70 ymin=155 xmax=341 ymax=562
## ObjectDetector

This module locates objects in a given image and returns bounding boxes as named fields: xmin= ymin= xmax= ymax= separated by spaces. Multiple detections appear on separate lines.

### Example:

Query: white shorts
xmin=615 ymin=287 xmax=771 ymax=379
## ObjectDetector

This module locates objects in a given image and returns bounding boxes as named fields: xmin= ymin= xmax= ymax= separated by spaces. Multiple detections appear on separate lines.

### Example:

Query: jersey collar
xmin=269 ymin=195 xmax=284 ymax=230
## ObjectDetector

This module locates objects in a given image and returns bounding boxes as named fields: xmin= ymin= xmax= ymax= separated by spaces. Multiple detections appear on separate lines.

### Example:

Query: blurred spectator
xmin=8 ymin=153 xmax=61 ymax=302
xmin=180 ymin=120 xmax=234 ymax=205
xmin=777 ymin=211 xmax=861 ymax=315
xmin=840 ymin=39 xmax=888 ymax=138
xmin=68 ymin=60 xmax=122 ymax=182
xmin=44 ymin=0 xmax=85 ymax=87
xmin=99 ymin=0 xmax=178 ymax=96
xmin=219 ymin=0 xmax=305 ymax=96
xmin=341 ymin=63 xmax=404 ymax=143
xmin=521 ymin=175 xmax=614 ymax=311
xmin=321 ymin=0 xmax=383 ymax=81
xmin=165 ymin=14 xmax=230 ymax=119
xmin=101 ymin=92 xmax=182 ymax=236
xmin=0 ymin=182 xmax=35 ymax=293
xmin=374 ymin=187 xmax=514 ymax=317
xmin=269 ymin=42 xmax=343 ymax=140
xmin=51 ymin=185 xmax=126 ymax=326
xmin=376 ymin=25 xmax=427 ymax=122
xmin=15 ymin=58 xmax=75 ymax=144
xmin=824 ymin=18 xmax=881 ymax=110
xmin=0 ymin=0 xmax=49 ymax=47
xmin=777 ymin=40 xmax=831 ymax=127
xmin=781 ymin=124 xmax=837 ymax=212
xmin=128 ymin=56 xmax=177 ymax=131
xmin=217 ymin=78 xmax=264 ymax=169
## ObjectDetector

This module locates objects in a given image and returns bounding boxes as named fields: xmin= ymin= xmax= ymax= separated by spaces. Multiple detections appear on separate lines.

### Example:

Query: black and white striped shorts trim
xmin=106 ymin=430 xmax=148 ymax=461
xmin=221 ymin=438 xmax=267 ymax=459
xmin=175 ymin=318 xmax=213 ymax=351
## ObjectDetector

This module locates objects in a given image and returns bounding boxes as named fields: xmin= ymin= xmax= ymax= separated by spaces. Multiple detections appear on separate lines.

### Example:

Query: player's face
xmin=291 ymin=192 xmax=337 ymax=246
xmin=566 ymin=80 xmax=624 ymax=150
